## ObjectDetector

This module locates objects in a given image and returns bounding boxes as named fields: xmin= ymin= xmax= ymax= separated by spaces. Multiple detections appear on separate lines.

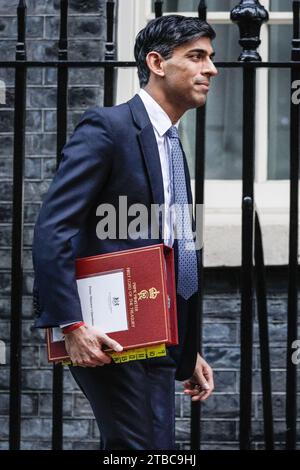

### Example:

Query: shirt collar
xmin=138 ymin=88 xmax=179 ymax=137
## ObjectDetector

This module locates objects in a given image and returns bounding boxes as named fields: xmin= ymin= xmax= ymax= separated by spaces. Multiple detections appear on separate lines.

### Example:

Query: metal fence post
xmin=51 ymin=0 xmax=69 ymax=451
xmin=190 ymin=0 xmax=207 ymax=451
xmin=231 ymin=0 xmax=269 ymax=450
xmin=9 ymin=0 xmax=27 ymax=451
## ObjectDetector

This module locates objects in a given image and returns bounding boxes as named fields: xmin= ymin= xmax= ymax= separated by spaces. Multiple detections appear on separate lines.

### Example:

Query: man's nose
xmin=203 ymin=58 xmax=218 ymax=77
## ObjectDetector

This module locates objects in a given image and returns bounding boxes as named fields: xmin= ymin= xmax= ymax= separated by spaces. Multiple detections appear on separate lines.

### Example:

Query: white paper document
xmin=52 ymin=270 xmax=128 ymax=342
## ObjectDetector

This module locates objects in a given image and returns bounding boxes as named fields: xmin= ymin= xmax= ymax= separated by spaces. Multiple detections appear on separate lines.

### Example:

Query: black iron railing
xmin=1 ymin=0 xmax=299 ymax=451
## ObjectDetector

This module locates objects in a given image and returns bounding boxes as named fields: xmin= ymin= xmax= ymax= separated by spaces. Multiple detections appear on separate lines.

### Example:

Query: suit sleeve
xmin=32 ymin=107 xmax=114 ymax=328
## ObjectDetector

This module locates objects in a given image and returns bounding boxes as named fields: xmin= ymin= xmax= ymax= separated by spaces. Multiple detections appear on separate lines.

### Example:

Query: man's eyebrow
xmin=186 ymin=48 xmax=215 ymax=58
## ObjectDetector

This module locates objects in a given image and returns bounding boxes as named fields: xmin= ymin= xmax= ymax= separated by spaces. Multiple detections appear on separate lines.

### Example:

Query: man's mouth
xmin=195 ymin=81 xmax=210 ymax=91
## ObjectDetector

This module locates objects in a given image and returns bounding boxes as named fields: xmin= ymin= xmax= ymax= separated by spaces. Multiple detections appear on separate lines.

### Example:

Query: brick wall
xmin=0 ymin=0 xmax=299 ymax=451
xmin=198 ymin=268 xmax=300 ymax=450
xmin=0 ymin=0 xmax=106 ymax=450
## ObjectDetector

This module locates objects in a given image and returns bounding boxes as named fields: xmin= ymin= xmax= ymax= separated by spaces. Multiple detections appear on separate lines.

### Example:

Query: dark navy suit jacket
xmin=32 ymin=94 xmax=200 ymax=380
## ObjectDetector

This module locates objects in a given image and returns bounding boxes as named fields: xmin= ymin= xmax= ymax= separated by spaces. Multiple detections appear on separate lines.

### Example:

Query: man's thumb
xmin=101 ymin=332 xmax=123 ymax=352
xmin=197 ymin=373 xmax=210 ymax=390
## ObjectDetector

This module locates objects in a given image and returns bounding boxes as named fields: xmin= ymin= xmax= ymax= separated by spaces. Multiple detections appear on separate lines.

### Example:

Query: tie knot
xmin=166 ymin=125 xmax=179 ymax=139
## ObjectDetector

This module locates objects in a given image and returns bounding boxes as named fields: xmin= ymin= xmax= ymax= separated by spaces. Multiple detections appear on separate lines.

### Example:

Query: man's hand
xmin=183 ymin=353 xmax=214 ymax=402
xmin=64 ymin=324 xmax=123 ymax=367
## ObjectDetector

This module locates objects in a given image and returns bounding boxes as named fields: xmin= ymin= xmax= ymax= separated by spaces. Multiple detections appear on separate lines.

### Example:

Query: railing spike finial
xmin=58 ymin=0 xmax=68 ymax=61
xmin=154 ymin=1 xmax=163 ymax=18
xmin=105 ymin=0 xmax=116 ymax=61
xmin=231 ymin=0 xmax=269 ymax=62
xmin=16 ymin=0 xmax=27 ymax=60
xmin=198 ymin=0 xmax=207 ymax=21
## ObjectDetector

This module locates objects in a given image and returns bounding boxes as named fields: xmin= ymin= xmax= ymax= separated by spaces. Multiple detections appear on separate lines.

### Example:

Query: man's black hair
xmin=134 ymin=15 xmax=216 ymax=88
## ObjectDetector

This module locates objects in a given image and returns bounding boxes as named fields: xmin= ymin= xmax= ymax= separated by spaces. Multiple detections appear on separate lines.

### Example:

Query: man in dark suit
xmin=32 ymin=15 xmax=218 ymax=449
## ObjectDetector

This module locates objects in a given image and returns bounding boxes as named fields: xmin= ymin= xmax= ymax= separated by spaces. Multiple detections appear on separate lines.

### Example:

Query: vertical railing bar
xmin=230 ymin=0 xmax=268 ymax=449
xmin=190 ymin=0 xmax=207 ymax=452
xmin=285 ymin=0 xmax=300 ymax=451
xmin=191 ymin=100 xmax=205 ymax=452
xmin=154 ymin=0 xmax=163 ymax=18
xmin=51 ymin=0 xmax=69 ymax=451
xmin=104 ymin=1 xmax=116 ymax=106
xmin=254 ymin=210 xmax=274 ymax=450
xmin=9 ymin=0 xmax=27 ymax=450
xmin=240 ymin=65 xmax=256 ymax=450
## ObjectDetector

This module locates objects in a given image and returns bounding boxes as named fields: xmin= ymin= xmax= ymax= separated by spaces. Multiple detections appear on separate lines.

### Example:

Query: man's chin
xmin=193 ymin=95 xmax=207 ymax=108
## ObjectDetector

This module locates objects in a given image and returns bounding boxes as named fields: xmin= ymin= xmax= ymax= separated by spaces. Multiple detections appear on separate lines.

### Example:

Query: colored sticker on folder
xmin=60 ymin=343 xmax=167 ymax=366
xmin=110 ymin=343 xmax=167 ymax=363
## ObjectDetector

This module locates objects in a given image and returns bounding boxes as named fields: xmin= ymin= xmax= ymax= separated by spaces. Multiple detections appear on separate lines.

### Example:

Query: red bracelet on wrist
xmin=62 ymin=322 xmax=85 ymax=334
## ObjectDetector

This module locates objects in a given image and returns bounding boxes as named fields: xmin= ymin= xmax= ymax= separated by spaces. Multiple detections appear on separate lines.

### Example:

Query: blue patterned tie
xmin=166 ymin=125 xmax=198 ymax=300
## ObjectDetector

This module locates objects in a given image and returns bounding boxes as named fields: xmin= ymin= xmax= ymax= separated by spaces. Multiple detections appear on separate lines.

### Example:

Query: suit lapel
xmin=128 ymin=95 xmax=165 ymax=237
xmin=137 ymin=124 xmax=164 ymax=207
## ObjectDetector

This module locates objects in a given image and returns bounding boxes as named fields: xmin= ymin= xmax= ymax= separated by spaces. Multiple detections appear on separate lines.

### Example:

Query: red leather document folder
xmin=46 ymin=244 xmax=178 ymax=362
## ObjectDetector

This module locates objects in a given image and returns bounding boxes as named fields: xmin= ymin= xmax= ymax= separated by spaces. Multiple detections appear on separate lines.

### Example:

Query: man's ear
xmin=145 ymin=51 xmax=166 ymax=79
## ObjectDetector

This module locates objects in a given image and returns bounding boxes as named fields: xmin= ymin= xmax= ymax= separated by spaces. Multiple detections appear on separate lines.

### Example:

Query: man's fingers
xmin=183 ymin=379 xmax=213 ymax=401
xmin=203 ymin=365 xmax=214 ymax=390
xmin=71 ymin=350 xmax=112 ymax=367
xmin=197 ymin=373 xmax=211 ymax=391
xmin=184 ymin=379 xmax=210 ymax=393
xmin=207 ymin=375 xmax=214 ymax=391
xmin=183 ymin=381 xmax=193 ymax=390
xmin=97 ymin=331 xmax=123 ymax=352
xmin=66 ymin=326 xmax=122 ymax=367
xmin=90 ymin=347 xmax=113 ymax=363
xmin=184 ymin=385 xmax=203 ymax=396
xmin=193 ymin=387 xmax=213 ymax=401
xmin=185 ymin=386 xmax=212 ymax=401
xmin=87 ymin=351 xmax=112 ymax=366
xmin=183 ymin=355 xmax=214 ymax=401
